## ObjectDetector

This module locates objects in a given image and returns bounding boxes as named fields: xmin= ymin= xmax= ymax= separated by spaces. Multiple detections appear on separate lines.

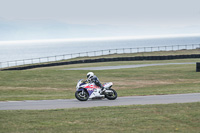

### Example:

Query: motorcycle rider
xmin=86 ymin=72 xmax=105 ymax=94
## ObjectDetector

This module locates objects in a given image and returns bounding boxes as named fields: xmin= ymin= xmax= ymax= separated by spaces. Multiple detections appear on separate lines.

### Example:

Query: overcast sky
xmin=0 ymin=0 xmax=200 ymax=41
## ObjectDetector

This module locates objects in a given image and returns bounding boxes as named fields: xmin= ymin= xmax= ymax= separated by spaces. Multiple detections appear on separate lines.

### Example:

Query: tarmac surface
xmin=64 ymin=62 xmax=195 ymax=70
xmin=0 ymin=93 xmax=200 ymax=110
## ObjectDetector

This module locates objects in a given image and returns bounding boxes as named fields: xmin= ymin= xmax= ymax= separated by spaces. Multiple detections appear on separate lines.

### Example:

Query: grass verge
xmin=0 ymin=102 xmax=200 ymax=133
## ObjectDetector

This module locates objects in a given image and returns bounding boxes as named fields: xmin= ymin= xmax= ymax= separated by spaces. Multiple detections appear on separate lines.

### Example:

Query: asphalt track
xmin=0 ymin=93 xmax=200 ymax=110
xmin=64 ymin=62 xmax=195 ymax=70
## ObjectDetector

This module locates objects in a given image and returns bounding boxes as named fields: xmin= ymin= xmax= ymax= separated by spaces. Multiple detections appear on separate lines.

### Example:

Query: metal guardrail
xmin=0 ymin=44 xmax=200 ymax=69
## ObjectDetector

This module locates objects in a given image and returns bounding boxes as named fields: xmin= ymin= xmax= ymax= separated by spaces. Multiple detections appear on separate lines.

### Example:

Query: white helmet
xmin=87 ymin=72 xmax=94 ymax=80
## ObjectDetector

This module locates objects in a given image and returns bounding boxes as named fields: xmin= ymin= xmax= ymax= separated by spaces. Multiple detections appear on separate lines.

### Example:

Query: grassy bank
xmin=0 ymin=102 xmax=200 ymax=133
xmin=66 ymin=49 xmax=200 ymax=61
xmin=0 ymin=59 xmax=199 ymax=101
xmin=1 ymin=49 xmax=199 ymax=70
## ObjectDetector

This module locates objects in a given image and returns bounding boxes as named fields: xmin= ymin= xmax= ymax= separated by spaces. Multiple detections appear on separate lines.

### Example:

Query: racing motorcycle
xmin=75 ymin=79 xmax=117 ymax=101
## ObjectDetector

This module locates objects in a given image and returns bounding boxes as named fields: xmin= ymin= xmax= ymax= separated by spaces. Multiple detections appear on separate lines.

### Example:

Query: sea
xmin=0 ymin=36 xmax=200 ymax=64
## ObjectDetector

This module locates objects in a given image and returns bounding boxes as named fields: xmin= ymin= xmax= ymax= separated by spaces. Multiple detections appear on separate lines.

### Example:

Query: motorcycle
xmin=75 ymin=79 xmax=117 ymax=101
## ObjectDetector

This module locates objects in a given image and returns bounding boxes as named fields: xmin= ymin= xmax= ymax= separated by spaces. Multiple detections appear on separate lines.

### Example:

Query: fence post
xmin=102 ymin=50 xmax=103 ymax=55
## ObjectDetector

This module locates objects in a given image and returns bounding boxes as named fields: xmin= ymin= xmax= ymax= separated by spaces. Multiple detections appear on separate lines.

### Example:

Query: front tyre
xmin=105 ymin=89 xmax=117 ymax=100
xmin=75 ymin=90 xmax=89 ymax=101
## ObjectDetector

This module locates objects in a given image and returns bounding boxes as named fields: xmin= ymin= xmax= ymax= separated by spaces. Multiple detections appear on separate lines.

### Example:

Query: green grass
xmin=0 ymin=102 xmax=200 ymax=133
xmin=0 ymin=59 xmax=200 ymax=101
xmin=43 ymin=58 xmax=199 ymax=69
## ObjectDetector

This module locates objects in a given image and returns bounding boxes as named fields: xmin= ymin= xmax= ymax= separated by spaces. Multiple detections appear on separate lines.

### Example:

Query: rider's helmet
xmin=87 ymin=72 xmax=94 ymax=81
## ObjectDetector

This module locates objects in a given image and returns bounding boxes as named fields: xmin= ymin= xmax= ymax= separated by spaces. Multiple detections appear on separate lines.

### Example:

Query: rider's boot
xmin=100 ymin=87 xmax=106 ymax=95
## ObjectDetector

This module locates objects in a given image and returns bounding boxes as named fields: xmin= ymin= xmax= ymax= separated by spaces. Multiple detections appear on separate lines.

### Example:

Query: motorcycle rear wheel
xmin=75 ymin=90 xmax=89 ymax=101
xmin=105 ymin=88 xmax=117 ymax=100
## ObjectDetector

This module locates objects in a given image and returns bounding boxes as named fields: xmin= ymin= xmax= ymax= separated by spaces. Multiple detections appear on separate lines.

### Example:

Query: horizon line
xmin=1 ymin=34 xmax=200 ymax=45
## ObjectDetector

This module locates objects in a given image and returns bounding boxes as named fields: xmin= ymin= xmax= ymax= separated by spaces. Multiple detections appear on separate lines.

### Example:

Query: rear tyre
xmin=105 ymin=88 xmax=117 ymax=100
xmin=75 ymin=90 xmax=89 ymax=101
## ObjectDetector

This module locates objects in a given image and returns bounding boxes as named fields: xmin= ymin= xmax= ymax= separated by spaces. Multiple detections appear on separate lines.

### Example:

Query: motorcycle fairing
xmin=78 ymin=83 xmax=100 ymax=97
xmin=103 ymin=82 xmax=113 ymax=88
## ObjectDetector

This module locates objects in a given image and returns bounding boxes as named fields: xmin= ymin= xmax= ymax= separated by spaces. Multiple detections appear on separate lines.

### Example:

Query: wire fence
xmin=0 ymin=44 xmax=200 ymax=69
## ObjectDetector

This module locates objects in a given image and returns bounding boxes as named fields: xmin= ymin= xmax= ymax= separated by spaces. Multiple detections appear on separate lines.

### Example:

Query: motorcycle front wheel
xmin=75 ymin=90 xmax=89 ymax=101
xmin=105 ymin=88 xmax=117 ymax=100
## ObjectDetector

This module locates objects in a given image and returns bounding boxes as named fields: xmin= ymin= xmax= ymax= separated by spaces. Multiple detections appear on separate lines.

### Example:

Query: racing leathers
xmin=87 ymin=75 xmax=104 ymax=91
